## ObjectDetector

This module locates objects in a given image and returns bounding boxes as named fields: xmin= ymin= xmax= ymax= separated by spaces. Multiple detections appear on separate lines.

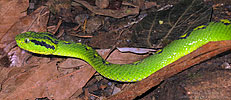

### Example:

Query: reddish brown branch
xmin=107 ymin=40 xmax=231 ymax=100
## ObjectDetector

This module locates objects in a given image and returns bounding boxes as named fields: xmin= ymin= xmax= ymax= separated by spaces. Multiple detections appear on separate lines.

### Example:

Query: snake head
xmin=15 ymin=32 xmax=58 ymax=55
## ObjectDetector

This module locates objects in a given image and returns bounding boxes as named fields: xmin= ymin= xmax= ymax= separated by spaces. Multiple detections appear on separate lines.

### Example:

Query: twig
xmin=158 ymin=0 xmax=197 ymax=47
xmin=147 ymin=13 xmax=157 ymax=47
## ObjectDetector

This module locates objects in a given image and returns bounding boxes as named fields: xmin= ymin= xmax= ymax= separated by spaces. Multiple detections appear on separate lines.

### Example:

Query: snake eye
xmin=25 ymin=38 xmax=30 ymax=43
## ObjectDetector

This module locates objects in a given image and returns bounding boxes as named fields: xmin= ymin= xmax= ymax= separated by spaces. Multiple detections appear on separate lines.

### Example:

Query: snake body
xmin=15 ymin=19 xmax=231 ymax=82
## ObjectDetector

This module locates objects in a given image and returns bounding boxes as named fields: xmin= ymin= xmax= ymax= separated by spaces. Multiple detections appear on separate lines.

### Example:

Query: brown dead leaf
xmin=0 ymin=57 xmax=95 ymax=99
xmin=0 ymin=0 xmax=28 ymax=38
xmin=1 ymin=60 xmax=59 ymax=99
xmin=44 ymin=64 xmax=95 ymax=99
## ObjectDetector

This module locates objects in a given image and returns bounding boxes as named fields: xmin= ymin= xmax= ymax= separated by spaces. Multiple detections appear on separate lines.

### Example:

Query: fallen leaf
xmin=0 ymin=0 xmax=28 ymax=38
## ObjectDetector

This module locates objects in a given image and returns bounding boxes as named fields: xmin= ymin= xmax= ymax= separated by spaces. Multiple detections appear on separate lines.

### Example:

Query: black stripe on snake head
xmin=39 ymin=32 xmax=58 ymax=39
xmin=31 ymin=40 xmax=55 ymax=50
xmin=42 ymin=36 xmax=59 ymax=44
xmin=32 ymin=35 xmax=59 ymax=44
xmin=30 ymin=32 xmax=59 ymax=44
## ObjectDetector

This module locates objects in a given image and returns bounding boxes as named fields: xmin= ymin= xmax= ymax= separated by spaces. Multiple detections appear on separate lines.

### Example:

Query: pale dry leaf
xmin=117 ymin=47 xmax=157 ymax=54
xmin=97 ymin=49 xmax=149 ymax=64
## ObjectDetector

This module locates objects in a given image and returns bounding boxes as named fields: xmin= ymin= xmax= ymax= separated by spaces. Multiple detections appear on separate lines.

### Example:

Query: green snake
xmin=15 ymin=19 xmax=231 ymax=82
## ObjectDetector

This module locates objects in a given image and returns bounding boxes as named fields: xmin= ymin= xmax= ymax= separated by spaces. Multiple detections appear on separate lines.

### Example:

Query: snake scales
xmin=15 ymin=19 xmax=231 ymax=82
